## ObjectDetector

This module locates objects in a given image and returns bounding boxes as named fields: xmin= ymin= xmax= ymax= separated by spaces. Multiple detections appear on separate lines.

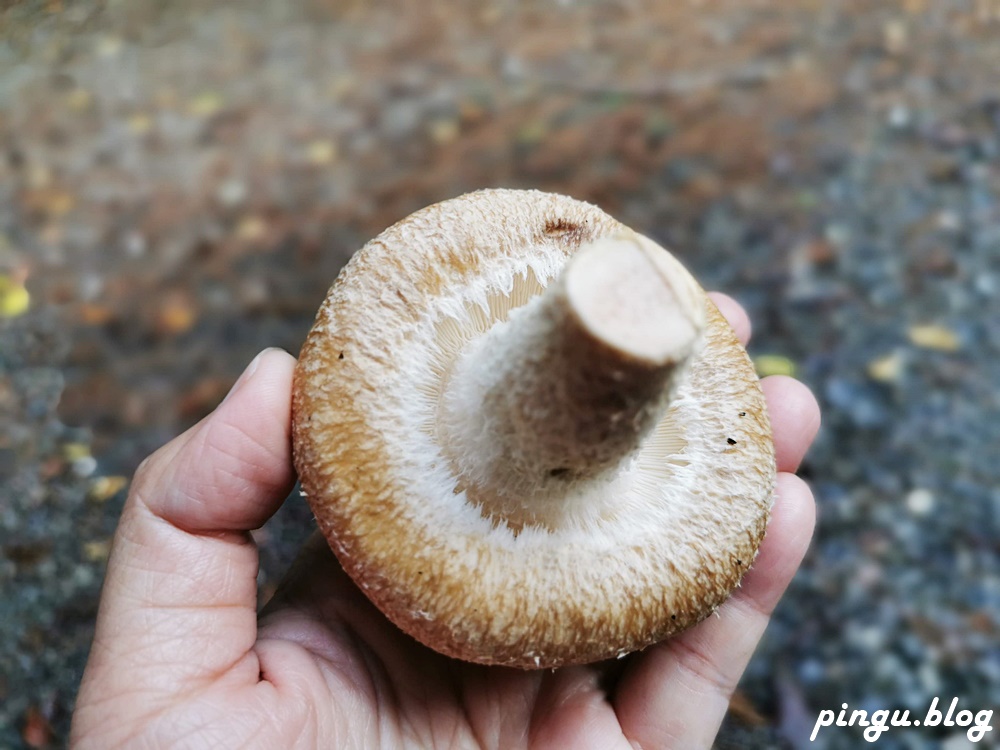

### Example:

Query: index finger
xmin=708 ymin=291 xmax=751 ymax=346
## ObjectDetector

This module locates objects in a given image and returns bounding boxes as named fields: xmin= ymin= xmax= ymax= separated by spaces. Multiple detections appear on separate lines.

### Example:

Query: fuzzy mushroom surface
xmin=292 ymin=189 xmax=775 ymax=668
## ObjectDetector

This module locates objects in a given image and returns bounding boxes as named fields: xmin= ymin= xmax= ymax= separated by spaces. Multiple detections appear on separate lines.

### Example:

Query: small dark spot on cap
xmin=544 ymin=218 xmax=580 ymax=236
xmin=727 ymin=437 xmax=737 ymax=445
xmin=548 ymin=467 xmax=570 ymax=478
xmin=736 ymin=559 xmax=742 ymax=566
xmin=671 ymin=614 xmax=677 ymax=620
xmin=739 ymin=411 xmax=746 ymax=417
xmin=338 ymin=352 xmax=344 ymax=360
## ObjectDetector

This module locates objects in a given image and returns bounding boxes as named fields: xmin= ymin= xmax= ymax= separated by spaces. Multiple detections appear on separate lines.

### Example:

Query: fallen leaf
xmin=61 ymin=442 xmax=91 ymax=462
xmin=22 ymin=706 xmax=53 ymax=748
xmin=883 ymin=19 xmax=909 ymax=54
xmin=515 ymin=121 xmax=548 ymax=146
xmin=88 ymin=475 xmax=128 ymax=503
xmin=79 ymin=303 xmax=115 ymax=325
xmin=39 ymin=456 xmax=66 ymax=480
xmin=127 ymin=113 xmax=154 ymax=134
xmin=867 ymin=351 xmax=905 ymax=383
xmin=235 ymin=215 xmax=268 ymax=242
xmin=729 ymin=689 xmax=768 ymax=726
xmin=187 ymin=91 xmax=224 ymax=117
xmin=305 ymin=139 xmax=338 ymax=165
xmin=21 ymin=187 xmax=75 ymax=218
xmin=804 ymin=238 xmax=837 ymax=266
xmin=83 ymin=539 xmax=112 ymax=562
xmin=179 ymin=377 xmax=232 ymax=420
xmin=4 ymin=541 xmax=53 ymax=566
xmin=754 ymin=354 xmax=798 ymax=378
xmin=0 ymin=274 xmax=30 ymax=317
xmin=66 ymin=88 xmax=92 ymax=111
xmin=326 ymin=74 xmax=356 ymax=100
xmin=95 ymin=35 xmax=123 ymax=58
xmin=458 ymin=99 xmax=487 ymax=126
xmin=428 ymin=118 xmax=460 ymax=144
xmin=908 ymin=324 xmax=960 ymax=352
xmin=156 ymin=294 xmax=197 ymax=335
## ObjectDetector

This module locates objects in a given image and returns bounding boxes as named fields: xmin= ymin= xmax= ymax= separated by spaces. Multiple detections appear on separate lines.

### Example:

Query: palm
xmin=256 ymin=536 xmax=629 ymax=749
xmin=73 ymin=297 xmax=819 ymax=750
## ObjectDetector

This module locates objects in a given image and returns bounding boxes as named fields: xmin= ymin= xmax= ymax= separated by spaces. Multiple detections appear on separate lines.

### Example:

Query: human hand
xmin=71 ymin=293 xmax=819 ymax=749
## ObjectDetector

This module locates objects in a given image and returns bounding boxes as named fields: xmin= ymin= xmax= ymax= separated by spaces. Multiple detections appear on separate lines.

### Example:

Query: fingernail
xmin=222 ymin=349 xmax=270 ymax=404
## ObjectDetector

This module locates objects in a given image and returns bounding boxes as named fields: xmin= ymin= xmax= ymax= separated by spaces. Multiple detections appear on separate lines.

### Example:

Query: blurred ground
xmin=2 ymin=0 xmax=999 ymax=747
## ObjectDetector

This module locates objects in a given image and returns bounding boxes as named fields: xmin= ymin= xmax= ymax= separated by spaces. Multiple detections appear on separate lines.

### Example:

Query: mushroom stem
xmin=440 ymin=234 xmax=706 ymax=528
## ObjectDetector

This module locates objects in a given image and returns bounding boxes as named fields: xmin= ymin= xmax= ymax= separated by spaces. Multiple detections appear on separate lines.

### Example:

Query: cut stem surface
xmin=440 ymin=235 xmax=705 ymax=529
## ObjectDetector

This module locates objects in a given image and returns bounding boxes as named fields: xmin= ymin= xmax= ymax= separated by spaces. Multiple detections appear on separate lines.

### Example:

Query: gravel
xmin=2 ymin=1 xmax=998 ymax=747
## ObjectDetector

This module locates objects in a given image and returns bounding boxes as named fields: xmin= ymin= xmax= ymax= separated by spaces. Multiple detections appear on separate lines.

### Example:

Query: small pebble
xmin=906 ymin=488 xmax=935 ymax=516
xmin=888 ymin=104 xmax=912 ymax=129
xmin=71 ymin=456 xmax=97 ymax=479
xmin=941 ymin=735 xmax=977 ymax=750
xmin=216 ymin=179 xmax=248 ymax=207
xmin=123 ymin=231 xmax=147 ymax=258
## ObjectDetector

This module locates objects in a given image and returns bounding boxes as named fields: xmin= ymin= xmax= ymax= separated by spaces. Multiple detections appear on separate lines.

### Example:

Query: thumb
xmin=77 ymin=349 xmax=297 ymax=708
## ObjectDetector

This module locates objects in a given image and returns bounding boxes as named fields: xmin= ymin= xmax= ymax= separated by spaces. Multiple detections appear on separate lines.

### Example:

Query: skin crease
xmin=71 ymin=293 xmax=820 ymax=750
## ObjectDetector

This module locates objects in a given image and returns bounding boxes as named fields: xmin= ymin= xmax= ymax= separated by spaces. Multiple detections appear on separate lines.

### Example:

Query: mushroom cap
xmin=292 ymin=189 xmax=775 ymax=668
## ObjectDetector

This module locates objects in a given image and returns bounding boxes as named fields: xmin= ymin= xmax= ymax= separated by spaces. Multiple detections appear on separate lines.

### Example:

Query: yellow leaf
xmin=326 ymin=74 xmax=356 ymax=100
xmin=235 ymin=215 xmax=267 ymax=242
xmin=83 ymin=539 xmax=112 ymax=562
xmin=754 ymin=354 xmax=797 ymax=378
xmin=127 ymin=113 xmax=153 ymax=134
xmin=66 ymin=88 xmax=92 ymax=112
xmin=305 ymin=139 xmax=337 ymax=166
xmin=89 ymin=475 xmax=128 ymax=503
xmin=867 ymin=351 xmax=905 ymax=383
xmin=908 ymin=324 xmax=960 ymax=352
xmin=428 ymin=118 xmax=459 ymax=145
xmin=516 ymin=121 xmax=548 ymax=145
xmin=157 ymin=298 xmax=197 ymax=335
xmin=0 ymin=275 xmax=29 ymax=317
xmin=95 ymin=35 xmax=123 ymax=58
xmin=62 ymin=442 xmax=91 ymax=461
xmin=187 ymin=91 xmax=223 ymax=117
